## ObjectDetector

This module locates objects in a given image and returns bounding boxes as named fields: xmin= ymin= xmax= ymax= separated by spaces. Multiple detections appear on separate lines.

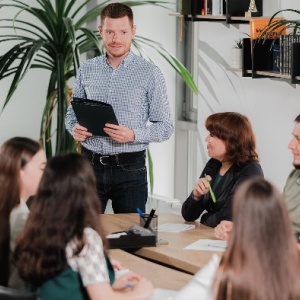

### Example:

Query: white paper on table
xmin=150 ymin=288 xmax=178 ymax=300
xmin=184 ymin=239 xmax=227 ymax=251
xmin=156 ymin=223 xmax=195 ymax=233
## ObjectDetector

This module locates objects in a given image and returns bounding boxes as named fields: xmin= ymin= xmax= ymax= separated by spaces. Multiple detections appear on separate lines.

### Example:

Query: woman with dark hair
xmin=177 ymin=178 xmax=300 ymax=300
xmin=0 ymin=137 xmax=46 ymax=288
xmin=15 ymin=153 xmax=153 ymax=300
xmin=181 ymin=112 xmax=263 ymax=227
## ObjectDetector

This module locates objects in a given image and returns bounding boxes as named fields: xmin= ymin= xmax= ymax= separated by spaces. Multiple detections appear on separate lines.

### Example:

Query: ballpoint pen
xmin=136 ymin=208 xmax=145 ymax=220
xmin=204 ymin=174 xmax=216 ymax=203
xmin=125 ymin=282 xmax=134 ymax=288
xmin=143 ymin=208 xmax=156 ymax=229
xmin=206 ymin=243 xmax=227 ymax=249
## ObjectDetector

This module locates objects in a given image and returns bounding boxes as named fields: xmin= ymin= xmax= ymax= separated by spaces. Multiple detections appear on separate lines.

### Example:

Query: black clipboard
xmin=71 ymin=97 xmax=118 ymax=136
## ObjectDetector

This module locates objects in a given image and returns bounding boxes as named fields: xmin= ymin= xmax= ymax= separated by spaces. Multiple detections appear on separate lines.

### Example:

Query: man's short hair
xmin=295 ymin=115 xmax=300 ymax=123
xmin=101 ymin=3 xmax=134 ymax=26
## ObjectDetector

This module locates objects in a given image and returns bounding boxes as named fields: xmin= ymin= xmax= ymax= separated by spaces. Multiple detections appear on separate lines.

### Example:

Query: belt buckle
xmin=99 ymin=156 xmax=109 ymax=165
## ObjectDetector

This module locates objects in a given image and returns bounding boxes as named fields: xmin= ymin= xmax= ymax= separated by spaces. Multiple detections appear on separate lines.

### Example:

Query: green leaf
xmin=63 ymin=17 xmax=81 ymax=74
xmin=1 ymin=41 xmax=44 ymax=108
xmin=147 ymin=148 xmax=154 ymax=193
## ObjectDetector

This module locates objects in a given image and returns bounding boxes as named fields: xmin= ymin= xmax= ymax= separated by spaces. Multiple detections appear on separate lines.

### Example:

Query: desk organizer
xmin=107 ymin=224 xmax=156 ymax=250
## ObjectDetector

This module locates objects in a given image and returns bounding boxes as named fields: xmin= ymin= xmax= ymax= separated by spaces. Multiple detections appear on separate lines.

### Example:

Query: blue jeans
xmin=92 ymin=155 xmax=148 ymax=213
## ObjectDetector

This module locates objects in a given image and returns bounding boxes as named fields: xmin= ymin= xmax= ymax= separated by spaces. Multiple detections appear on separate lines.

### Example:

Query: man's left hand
xmin=103 ymin=123 xmax=135 ymax=143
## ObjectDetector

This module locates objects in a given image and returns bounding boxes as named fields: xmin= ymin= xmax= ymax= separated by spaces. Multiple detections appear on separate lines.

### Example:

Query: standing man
xmin=214 ymin=114 xmax=300 ymax=240
xmin=284 ymin=114 xmax=300 ymax=234
xmin=65 ymin=3 xmax=174 ymax=213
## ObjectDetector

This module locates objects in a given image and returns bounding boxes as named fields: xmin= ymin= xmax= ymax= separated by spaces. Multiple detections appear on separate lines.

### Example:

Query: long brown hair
xmin=205 ymin=112 xmax=258 ymax=165
xmin=15 ymin=153 xmax=107 ymax=286
xmin=214 ymin=178 xmax=300 ymax=300
xmin=0 ymin=137 xmax=42 ymax=286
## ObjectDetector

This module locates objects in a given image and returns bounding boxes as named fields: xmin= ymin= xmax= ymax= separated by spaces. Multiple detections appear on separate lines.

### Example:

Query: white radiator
xmin=146 ymin=194 xmax=182 ymax=215
xmin=104 ymin=194 xmax=182 ymax=215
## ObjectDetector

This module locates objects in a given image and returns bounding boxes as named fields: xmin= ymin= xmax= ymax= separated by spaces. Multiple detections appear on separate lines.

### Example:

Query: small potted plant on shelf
xmin=234 ymin=39 xmax=243 ymax=49
xmin=232 ymin=39 xmax=243 ymax=69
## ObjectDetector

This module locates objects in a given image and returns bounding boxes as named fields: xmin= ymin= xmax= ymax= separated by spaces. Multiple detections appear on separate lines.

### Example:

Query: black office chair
xmin=0 ymin=285 xmax=38 ymax=300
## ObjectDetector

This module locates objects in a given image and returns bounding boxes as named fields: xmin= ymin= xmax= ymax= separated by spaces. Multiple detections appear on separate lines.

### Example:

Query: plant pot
xmin=232 ymin=48 xmax=243 ymax=69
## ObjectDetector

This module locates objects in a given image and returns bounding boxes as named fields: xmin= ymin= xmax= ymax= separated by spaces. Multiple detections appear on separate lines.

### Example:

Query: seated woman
xmin=0 ymin=137 xmax=46 ymax=288
xmin=181 ymin=112 xmax=263 ymax=227
xmin=15 ymin=153 xmax=153 ymax=300
xmin=176 ymin=178 xmax=300 ymax=300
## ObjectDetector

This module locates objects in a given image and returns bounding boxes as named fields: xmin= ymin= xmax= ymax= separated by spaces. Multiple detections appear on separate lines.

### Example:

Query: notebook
xmin=71 ymin=97 xmax=118 ymax=136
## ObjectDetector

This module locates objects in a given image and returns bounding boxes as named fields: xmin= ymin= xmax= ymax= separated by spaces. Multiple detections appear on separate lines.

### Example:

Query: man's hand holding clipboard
xmin=71 ymin=97 xmax=134 ymax=143
xmin=73 ymin=124 xmax=92 ymax=142
xmin=73 ymin=123 xmax=135 ymax=143
xmin=103 ymin=124 xmax=135 ymax=143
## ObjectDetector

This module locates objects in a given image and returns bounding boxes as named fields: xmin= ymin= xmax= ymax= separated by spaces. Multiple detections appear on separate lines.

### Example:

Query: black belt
xmin=82 ymin=147 xmax=145 ymax=166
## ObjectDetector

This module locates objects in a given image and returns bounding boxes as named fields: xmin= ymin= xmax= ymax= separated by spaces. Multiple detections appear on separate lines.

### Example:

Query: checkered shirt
xmin=65 ymin=51 xmax=174 ymax=155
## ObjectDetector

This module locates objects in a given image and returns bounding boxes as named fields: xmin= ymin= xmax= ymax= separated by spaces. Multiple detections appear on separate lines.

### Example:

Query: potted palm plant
xmin=0 ymin=0 xmax=199 ymax=193
xmin=0 ymin=0 xmax=198 ymax=159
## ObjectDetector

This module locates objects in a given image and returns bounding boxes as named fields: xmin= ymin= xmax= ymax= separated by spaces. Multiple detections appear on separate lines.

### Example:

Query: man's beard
xmin=293 ymin=163 xmax=300 ymax=169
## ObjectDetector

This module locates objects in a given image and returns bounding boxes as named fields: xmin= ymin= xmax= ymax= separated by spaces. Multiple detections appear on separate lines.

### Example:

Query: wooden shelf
xmin=242 ymin=38 xmax=300 ymax=84
xmin=227 ymin=67 xmax=294 ymax=80
xmin=170 ymin=12 xmax=262 ymax=24
xmin=176 ymin=0 xmax=263 ymax=24
xmin=254 ymin=71 xmax=291 ymax=79
xmin=174 ymin=1 xmax=300 ymax=84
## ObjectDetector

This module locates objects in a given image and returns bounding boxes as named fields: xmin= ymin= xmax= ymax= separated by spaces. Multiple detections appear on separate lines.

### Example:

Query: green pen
xmin=205 ymin=174 xmax=217 ymax=203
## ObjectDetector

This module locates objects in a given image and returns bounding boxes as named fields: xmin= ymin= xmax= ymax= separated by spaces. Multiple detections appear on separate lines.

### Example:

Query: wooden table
xmin=109 ymin=249 xmax=192 ymax=289
xmin=102 ymin=213 xmax=221 ymax=274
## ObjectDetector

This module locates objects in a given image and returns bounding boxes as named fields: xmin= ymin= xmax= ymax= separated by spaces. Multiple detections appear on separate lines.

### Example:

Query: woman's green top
xmin=28 ymin=255 xmax=115 ymax=300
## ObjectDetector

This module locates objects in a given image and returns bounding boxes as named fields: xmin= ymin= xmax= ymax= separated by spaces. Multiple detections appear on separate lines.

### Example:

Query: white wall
xmin=196 ymin=1 xmax=300 ymax=191
xmin=132 ymin=5 xmax=177 ymax=198
xmin=0 ymin=1 xmax=177 ymax=198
